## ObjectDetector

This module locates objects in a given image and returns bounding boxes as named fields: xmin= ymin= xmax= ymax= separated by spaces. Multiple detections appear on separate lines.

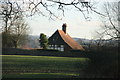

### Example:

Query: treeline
xmin=1 ymin=2 xmax=29 ymax=48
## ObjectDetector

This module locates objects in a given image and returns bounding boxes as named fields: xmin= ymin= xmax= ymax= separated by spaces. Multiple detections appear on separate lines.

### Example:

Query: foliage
xmin=82 ymin=46 xmax=118 ymax=78
xmin=39 ymin=33 xmax=49 ymax=49
xmin=2 ymin=48 xmax=87 ymax=57
xmin=2 ymin=27 xmax=29 ymax=48
xmin=2 ymin=31 xmax=14 ymax=48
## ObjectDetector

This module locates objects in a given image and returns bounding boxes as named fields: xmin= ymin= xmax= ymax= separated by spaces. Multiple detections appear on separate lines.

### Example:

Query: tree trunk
xmin=13 ymin=40 xmax=18 ymax=48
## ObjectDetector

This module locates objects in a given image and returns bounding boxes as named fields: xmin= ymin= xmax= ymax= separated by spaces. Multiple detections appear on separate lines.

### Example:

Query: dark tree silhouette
xmin=0 ymin=0 xmax=104 ymax=20
xmin=39 ymin=33 xmax=48 ymax=49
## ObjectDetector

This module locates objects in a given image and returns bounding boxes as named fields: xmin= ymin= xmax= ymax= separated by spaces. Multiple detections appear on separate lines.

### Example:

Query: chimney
xmin=62 ymin=23 xmax=67 ymax=34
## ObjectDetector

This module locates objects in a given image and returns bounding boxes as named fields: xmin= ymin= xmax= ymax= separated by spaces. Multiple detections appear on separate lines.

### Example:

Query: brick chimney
xmin=62 ymin=23 xmax=67 ymax=34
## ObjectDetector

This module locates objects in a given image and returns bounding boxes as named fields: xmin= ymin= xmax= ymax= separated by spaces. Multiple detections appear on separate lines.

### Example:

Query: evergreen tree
xmin=39 ymin=33 xmax=48 ymax=49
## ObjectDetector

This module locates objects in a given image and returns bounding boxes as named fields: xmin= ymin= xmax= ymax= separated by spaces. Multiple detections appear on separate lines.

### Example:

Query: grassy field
xmin=2 ymin=55 xmax=89 ymax=78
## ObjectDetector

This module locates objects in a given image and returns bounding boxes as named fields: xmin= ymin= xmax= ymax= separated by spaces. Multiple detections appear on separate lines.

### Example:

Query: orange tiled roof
xmin=57 ymin=30 xmax=84 ymax=50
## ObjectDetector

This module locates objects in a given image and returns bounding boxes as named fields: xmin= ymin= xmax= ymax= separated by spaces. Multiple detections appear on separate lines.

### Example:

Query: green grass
xmin=2 ymin=55 xmax=89 ymax=78
xmin=3 ymin=73 xmax=80 ymax=78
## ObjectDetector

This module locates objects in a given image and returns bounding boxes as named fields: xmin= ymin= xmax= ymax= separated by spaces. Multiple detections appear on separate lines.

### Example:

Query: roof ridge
xmin=57 ymin=30 xmax=84 ymax=50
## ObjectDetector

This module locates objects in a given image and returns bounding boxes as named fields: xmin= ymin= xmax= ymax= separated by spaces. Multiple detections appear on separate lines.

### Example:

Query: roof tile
xmin=57 ymin=30 xmax=84 ymax=50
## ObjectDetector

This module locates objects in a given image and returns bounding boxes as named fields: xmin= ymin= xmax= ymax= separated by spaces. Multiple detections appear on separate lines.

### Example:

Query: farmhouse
xmin=48 ymin=23 xmax=84 ymax=51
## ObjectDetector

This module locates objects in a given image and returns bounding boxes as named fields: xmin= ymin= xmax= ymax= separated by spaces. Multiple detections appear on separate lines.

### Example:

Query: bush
xmin=82 ymin=46 xmax=118 ymax=78
xmin=2 ymin=48 xmax=87 ymax=58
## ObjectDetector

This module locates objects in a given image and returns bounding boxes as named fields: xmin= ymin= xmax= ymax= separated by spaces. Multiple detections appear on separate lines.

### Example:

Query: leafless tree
xmin=91 ymin=2 xmax=120 ymax=50
xmin=10 ymin=19 xmax=29 ymax=48
xmin=98 ymin=2 xmax=120 ymax=40
xmin=0 ymin=1 xmax=29 ymax=48
xmin=0 ymin=1 xmax=23 ymax=32
xmin=0 ymin=0 xmax=104 ymax=20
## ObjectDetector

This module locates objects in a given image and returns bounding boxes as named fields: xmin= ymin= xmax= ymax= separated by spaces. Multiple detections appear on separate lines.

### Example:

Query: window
xmin=48 ymin=44 xmax=64 ymax=51
xmin=60 ymin=45 xmax=64 ymax=51
xmin=61 ymin=47 xmax=64 ymax=51
xmin=55 ymin=45 xmax=57 ymax=47
xmin=61 ymin=45 xmax=64 ymax=48
xmin=50 ymin=45 xmax=54 ymax=49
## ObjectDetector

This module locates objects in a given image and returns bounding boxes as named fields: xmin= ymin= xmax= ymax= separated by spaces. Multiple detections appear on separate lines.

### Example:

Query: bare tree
xmin=0 ymin=1 xmax=29 ymax=48
xmin=0 ymin=1 xmax=22 ymax=32
xmin=99 ymin=2 xmax=120 ymax=40
xmin=0 ymin=0 xmax=104 ymax=20
xmin=92 ymin=2 xmax=120 ymax=50
xmin=10 ymin=19 xmax=29 ymax=48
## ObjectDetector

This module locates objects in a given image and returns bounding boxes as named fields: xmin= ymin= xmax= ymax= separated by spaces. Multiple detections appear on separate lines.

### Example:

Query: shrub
xmin=82 ymin=46 xmax=118 ymax=78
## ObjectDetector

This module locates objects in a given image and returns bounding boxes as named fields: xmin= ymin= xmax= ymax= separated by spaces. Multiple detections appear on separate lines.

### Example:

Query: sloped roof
xmin=57 ymin=30 xmax=84 ymax=50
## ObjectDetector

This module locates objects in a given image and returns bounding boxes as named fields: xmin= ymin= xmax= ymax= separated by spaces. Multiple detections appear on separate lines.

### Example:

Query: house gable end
xmin=48 ymin=30 xmax=65 ymax=45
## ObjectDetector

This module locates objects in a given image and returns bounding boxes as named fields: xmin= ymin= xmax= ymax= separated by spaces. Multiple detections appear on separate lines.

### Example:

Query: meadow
xmin=2 ymin=55 xmax=89 ymax=78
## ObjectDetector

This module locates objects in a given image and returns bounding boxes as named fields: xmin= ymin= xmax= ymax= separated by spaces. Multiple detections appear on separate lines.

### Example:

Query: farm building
xmin=48 ymin=23 xmax=84 ymax=51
